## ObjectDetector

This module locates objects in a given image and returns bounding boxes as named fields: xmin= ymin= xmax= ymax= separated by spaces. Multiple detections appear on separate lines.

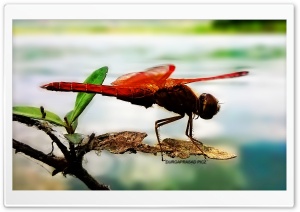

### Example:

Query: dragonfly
xmin=41 ymin=64 xmax=248 ymax=161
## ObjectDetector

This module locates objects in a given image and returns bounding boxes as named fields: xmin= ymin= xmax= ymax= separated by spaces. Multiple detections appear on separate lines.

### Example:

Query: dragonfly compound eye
xmin=198 ymin=93 xmax=220 ymax=120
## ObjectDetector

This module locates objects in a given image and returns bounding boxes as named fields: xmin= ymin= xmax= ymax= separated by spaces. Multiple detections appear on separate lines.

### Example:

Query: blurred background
xmin=13 ymin=20 xmax=286 ymax=190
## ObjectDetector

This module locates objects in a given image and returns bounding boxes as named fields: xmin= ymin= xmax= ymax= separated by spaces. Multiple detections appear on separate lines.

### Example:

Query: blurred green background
xmin=13 ymin=20 xmax=286 ymax=190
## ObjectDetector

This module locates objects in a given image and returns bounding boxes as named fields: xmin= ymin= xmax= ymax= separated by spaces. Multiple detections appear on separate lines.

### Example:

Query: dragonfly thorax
xmin=154 ymin=84 xmax=205 ymax=117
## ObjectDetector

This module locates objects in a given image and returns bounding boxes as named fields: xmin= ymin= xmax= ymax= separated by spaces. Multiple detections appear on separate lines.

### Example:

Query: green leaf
xmin=64 ymin=133 xmax=85 ymax=144
xmin=65 ymin=110 xmax=78 ymax=132
xmin=69 ymin=66 xmax=108 ymax=124
xmin=13 ymin=106 xmax=66 ymax=127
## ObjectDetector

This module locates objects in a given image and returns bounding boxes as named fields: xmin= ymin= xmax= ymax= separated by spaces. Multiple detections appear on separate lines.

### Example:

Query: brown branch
xmin=13 ymin=114 xmax=236 ymax=160
xmin=84 ymin=131 xmax=237 ymax=160
xmin=13 ymin=139 xmax=67 ymax=171
xmin=13 ymin=114 xmax=236 ymax=191
xmin=13 ymin=115 xmax=110 ymax=190
xmin=13 ymin=138 xmax=110 ymax=190
xmin=64 ymin=162 xmax=110 ymax=190
xmin=13 ymin=114 xmax=70 ymax=159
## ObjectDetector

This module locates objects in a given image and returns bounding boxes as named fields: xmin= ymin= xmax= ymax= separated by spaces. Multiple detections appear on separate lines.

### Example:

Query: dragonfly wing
xmin=166 ymin=71 xmax=249 ymax=85
xmin=111 ymin=64 xmax=175 ymax=86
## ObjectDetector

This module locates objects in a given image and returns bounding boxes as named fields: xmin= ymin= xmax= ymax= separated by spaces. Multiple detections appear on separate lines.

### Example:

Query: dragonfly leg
xmin=155 ymin=115 xmax=184 ymax=161
xmin=185 ymin=115 xmax=208 ymax=159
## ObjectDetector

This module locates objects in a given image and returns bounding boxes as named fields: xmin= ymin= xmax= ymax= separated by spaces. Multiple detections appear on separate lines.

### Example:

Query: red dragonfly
xmin=41 ymin=64 xmax=248 ymax=160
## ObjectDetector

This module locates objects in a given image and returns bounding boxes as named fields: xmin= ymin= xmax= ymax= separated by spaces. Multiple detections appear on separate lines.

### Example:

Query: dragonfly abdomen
xmin=41 ymin=82 xmax=155 ymax=108
xmin=41 ymin=82 xmax=116 ymax=95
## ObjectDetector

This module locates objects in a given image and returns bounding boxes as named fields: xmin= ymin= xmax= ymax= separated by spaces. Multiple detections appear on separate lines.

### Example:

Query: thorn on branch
xmin=40 ymin=106 xmax=46 ymax=119
xmin=52 ymin=169 xmax=60 ymax=176
xmin=47 ymin=141 xmax=55 ymax=156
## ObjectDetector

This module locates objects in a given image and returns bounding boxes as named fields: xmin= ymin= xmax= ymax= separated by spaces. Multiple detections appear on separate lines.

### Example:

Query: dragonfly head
xmin=197 ymin=93 xmax=220 ymax=120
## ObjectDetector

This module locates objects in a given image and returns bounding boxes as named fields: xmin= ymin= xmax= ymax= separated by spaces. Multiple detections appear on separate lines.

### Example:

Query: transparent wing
xmin=111 ymin=64 xmax=175 ymax=86
xmin=166 ymin=71 xmax=249 ymax=85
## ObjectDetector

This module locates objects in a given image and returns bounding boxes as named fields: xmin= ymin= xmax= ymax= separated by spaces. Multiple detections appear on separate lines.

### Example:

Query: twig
xmin=13 ymin=114 xmax=71 ymax=160
xmin=13 ymin=139 xmax=67 ymax=172
xmin=77 ymin=133 xmax=95 ymax=159
xmin=13 ymin=138 xmax=110 ymax=190
xmin=13 ymin=115 xmax=110 ymax=190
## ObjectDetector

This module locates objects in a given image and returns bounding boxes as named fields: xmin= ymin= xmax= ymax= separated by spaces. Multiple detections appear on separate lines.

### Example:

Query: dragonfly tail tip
xmin=40 ymin=83 xmax=50 ymax=89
